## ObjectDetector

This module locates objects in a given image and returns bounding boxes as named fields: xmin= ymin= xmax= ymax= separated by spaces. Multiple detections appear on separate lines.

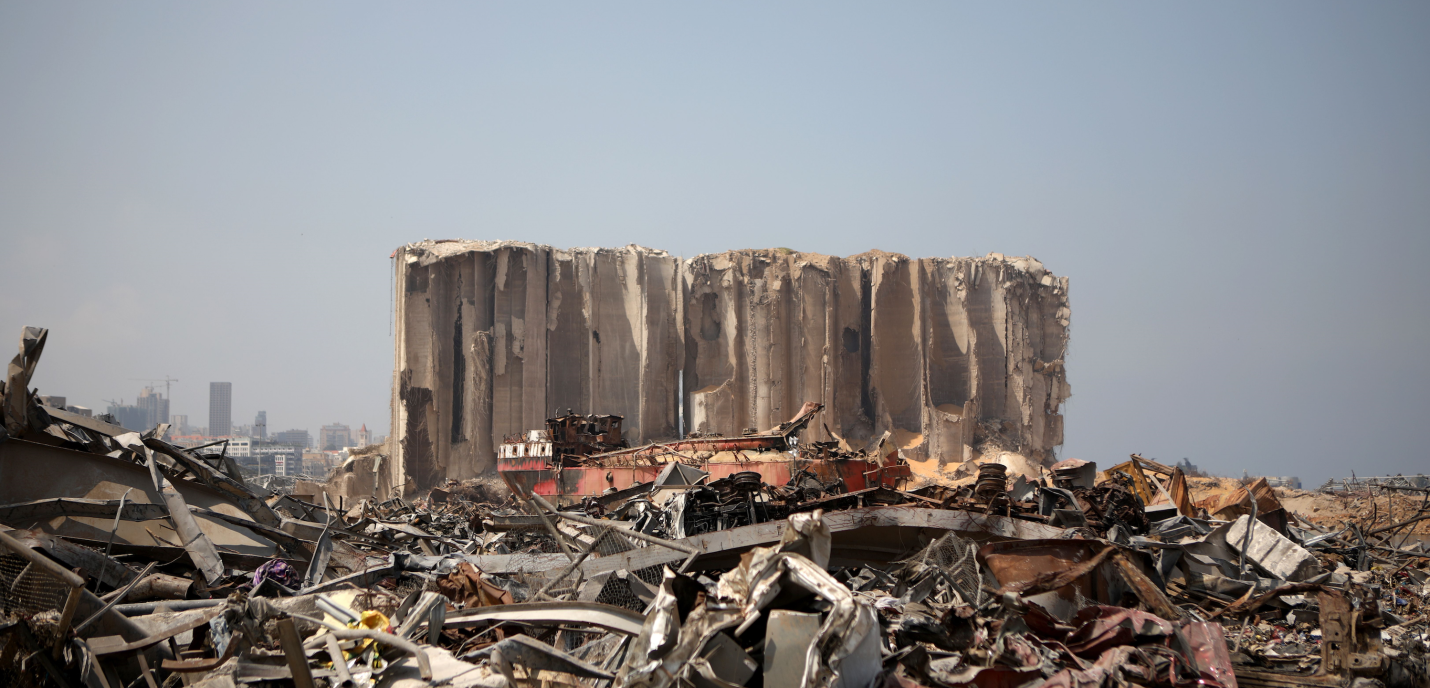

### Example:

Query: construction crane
xmin=131 ymin=377 xmax=178 ymax=400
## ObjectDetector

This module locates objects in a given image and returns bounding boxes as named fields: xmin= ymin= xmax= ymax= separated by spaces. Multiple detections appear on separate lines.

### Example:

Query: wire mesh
xmin=521 ymin=520 xmax=680 ymax=610
xmin=922 ymin=534 xmax=984 ymax=606
xmin=578 ymin=525 xmax=663 ymax=610
xmin=630 ymin=565 xmax=664 ymax=586
xmin=592 ymin=574 xmax=647 ymax=611
xmin=589 ymin=525 xmax=665 ymax=588
xmin=591 ymin=528 xmax=635 ymax=557
xmin=0 ymin=553 xmax=71 ymax=617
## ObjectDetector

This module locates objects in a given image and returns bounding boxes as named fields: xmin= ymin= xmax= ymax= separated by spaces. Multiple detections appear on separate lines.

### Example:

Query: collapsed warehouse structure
xmin=390 ymin=242 xmax=1072 ymax=494
xmin=2 ymin=324 xmax=1428 ymax=688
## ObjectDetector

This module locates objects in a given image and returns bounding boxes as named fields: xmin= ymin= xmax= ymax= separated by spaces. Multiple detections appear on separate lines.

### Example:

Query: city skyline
xmin=33 ymin=372 xmax=393 ymax=442
xmin=49 ymin=378 xmax=381 ymax=448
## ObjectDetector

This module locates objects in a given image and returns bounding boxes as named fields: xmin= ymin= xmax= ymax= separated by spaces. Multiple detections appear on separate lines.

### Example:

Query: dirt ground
xmin=1183 ymin=475 xmax=1430 ymax=535
xmin=911 ymin=468 xmax=1430 ymax=537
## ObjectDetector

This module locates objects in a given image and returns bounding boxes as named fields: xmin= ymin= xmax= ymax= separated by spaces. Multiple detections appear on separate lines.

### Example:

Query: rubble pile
xmin=1 ymin=326 xmax=1426 ymax=688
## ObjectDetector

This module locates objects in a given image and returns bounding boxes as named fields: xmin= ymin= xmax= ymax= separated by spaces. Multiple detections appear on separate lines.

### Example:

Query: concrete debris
xmin=4 ymin=320 xmax=1428 ymax=688
xmin=1223 ymin=515 xmax=1324 ymax=583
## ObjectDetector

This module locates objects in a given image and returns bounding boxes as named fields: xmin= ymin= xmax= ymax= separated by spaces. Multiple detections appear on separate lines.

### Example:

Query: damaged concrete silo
xmin=681 ymin=249 xmax=1071 ymax=470
xmin=391 ymin=241 xmax=1069 ymax=492
xmin=391 ymin=241 xmax=679 ymax=492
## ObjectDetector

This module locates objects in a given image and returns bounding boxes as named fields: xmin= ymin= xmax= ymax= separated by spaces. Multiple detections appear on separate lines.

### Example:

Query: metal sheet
xmin=582 ymin=505 xmax=1067 ymax=578
xmin=134 ymin=444 xmax=224 ymax=585
xmin=0 ymin=498 xmax=168 ymax=525
xmin=0 ymin=438 xmax=280 ymax=557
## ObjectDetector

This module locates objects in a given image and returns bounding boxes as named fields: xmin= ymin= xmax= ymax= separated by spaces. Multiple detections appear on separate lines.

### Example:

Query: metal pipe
xmin=509 ymin=483 xmax=577 ymax=562
xmin=114 ymin=598 xmax=225 ymax=616
xmin=97 ymin=488 xmax=133 ymax=593
xmin=532 ymin=530 xmax=607 ymax=601
xmin=0 ymin=529 xmax=85 ymax=588
xmin=328 ymin=628 xmax=432 ymax=680
xmin=75 ymin=561 xmax=156 ymax=634
xmin=324 ymin=633 xmax=353 ymax=685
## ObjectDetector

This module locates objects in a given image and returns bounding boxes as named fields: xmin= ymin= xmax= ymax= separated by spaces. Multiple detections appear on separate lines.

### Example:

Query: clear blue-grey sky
xmin=2 ymin=3 xmax=1426 ymax=486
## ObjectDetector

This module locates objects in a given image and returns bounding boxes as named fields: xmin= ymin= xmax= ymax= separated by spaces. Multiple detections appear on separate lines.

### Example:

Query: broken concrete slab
xmin=1224 ymin=514 xmax=1324 ymax=582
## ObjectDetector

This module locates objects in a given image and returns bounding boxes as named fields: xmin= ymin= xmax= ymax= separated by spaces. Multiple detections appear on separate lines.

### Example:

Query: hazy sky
xmin=2 ymin=3 xmax=1426 ymax=486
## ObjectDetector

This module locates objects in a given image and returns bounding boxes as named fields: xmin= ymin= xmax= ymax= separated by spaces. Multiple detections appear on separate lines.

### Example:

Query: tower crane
xmin=131 ymin=377 xmax=178 ymax=400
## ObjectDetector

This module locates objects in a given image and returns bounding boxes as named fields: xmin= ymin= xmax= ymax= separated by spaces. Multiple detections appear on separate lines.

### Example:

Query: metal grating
xmin=0 ymin=553 xmax=71 ymax=617
xmin=922 ymin=534 xmax=984 ymax=606
xmin=593 ymin=574 xmax=647 ymax=612
xmin=590 ymin=527 xmax=635 ymax=558
xmin=589 ymin=525 xmax=665 ymax=610
xmin=631 ymin=565 xmax=664 ymax=586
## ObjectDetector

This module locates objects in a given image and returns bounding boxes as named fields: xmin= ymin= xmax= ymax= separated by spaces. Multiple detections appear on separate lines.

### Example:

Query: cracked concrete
xmin=391 ymin=242 xmax=1070 ymax=492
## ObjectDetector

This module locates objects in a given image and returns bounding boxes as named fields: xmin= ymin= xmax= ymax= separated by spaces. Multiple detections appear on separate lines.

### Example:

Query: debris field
xmin=2 ymin=325 xmax=1427 ymax=688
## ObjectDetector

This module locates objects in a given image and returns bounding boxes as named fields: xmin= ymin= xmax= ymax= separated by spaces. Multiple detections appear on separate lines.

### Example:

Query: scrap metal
xmin=0 ymin=326 xmax=1425 ymax=688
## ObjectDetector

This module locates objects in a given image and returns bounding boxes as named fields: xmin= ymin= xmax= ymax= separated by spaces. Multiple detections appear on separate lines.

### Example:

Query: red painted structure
xmin=496 ymin=402 xmax=912 ymax=500
xmin=499 ymin=456 xmax=910 ymax=501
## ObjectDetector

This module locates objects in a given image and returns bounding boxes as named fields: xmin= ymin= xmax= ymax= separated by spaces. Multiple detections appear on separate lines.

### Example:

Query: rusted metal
xmin=496 ymin=402 xmax=864 ymax=500
xmin=974 ymin=463 xmax=1009 ymax=501
xmin=502 ymin=456 xmax=887 ymax=500
xmin=980 ymin=539 xmax=1115 ymax=600
xmin=1109 ymin=551 xmax=1182 ymax=621
xmin=1318 ymin=592 xmax=1354 ymax=676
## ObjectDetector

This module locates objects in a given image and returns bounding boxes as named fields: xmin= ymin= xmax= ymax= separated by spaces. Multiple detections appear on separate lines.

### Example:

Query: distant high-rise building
xmin=107 ymin=399 xmax=149 ymax=430
xmin=273 ymin=429 xmax=311 ymax=449
xmin=254 ymin=411 xmax=267 ymax=440
xmin=319 ymin=423 xmax=352 ymax=451
xmin=248 ymin=442 xmax=301 ymax=477
xmin=171 ymin=414 xmax=189 ymax=434
xmin=209 ymin=382 xmax=232 ymax=437
xmin=137 ymin=387 xmax=169 ymax=430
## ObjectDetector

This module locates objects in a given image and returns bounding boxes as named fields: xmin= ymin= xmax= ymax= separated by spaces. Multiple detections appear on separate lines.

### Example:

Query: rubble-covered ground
xmin=1 ymin=326 xmax=1427 ymax=688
